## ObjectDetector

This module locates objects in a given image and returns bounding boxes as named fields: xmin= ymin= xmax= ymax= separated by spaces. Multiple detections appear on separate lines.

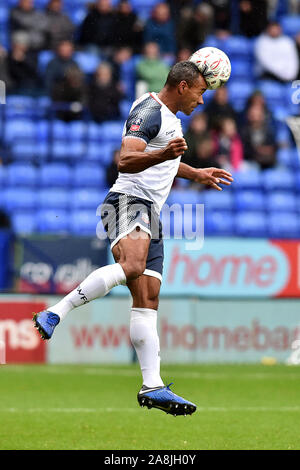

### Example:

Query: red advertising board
xmin=271 ymin=240 xmax=300 ymax=297
xmin=0 ymin=301 xmax=47 ymax=363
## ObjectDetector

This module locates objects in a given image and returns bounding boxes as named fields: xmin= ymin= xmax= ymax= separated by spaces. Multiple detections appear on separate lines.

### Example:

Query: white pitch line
xmin=1 ymin=406 xmax=300 ymax=413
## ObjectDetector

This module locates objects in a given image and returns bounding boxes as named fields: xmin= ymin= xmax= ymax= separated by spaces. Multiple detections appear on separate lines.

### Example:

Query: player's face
xmin=179 ymin=76 xmax=207 ymax=115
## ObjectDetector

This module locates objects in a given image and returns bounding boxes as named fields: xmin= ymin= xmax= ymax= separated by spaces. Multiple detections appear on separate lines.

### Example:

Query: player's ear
xmin=178 ymin=80 xmax=188 ymax=95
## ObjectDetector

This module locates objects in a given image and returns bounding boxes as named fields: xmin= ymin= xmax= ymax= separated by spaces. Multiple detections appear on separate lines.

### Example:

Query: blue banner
xmin=16 ymin=235 xmax=108 ymax=294
xmin=0 ymin=230 xmax=12 ymax=290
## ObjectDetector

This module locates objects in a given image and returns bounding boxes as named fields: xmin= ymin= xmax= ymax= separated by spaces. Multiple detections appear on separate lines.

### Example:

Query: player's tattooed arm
xmin=118 ymin=137 xmax=188 ymax=174
xmin=177 ymin=163 xmax=234 ymax=191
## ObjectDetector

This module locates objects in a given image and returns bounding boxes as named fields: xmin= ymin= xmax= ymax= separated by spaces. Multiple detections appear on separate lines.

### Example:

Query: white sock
xmin=49 ymin=263 xmax=126 ymax=321
xmin=130 ymin=307 xmax=164 ymax=388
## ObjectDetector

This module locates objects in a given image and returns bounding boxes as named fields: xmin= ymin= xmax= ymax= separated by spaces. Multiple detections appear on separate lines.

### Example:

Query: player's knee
xmin=123 ymin=259 xmax=147 ymax=280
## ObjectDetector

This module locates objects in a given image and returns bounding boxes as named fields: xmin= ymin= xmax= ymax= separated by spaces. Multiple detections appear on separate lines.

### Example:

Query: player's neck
xmin=157 ymin=88 xmax=179 ymax=115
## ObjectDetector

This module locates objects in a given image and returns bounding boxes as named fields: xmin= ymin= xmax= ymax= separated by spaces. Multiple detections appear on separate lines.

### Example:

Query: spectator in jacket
xmin=239 ymin=0 xmax=268 ymax=38
xmin=7 ymin=33 xmax=39 ymax=93
xmin=45 ymin=0 xmax=75 ymax=49
xmin=136 ymin=42 xmax=169 ymax=94
xmin=205 ymin=86 xmax=237 ymax=131
xmin=113 ymin=0 xmax=143 ymax=51
xmin=182 ymin=112 xmax=209 ymax=167
xmin=88 ymin=63 xmax=123 ymax=123
xmin=177 ymin=3 xmax=214 ymax=50
xmin=255 ymin=21 xmax=299 ymax=82
xmin=241 ymin=104 xmax=277 ymax=169
xmin=51 ymin=65 xmax=86 ymax=121
xmin=10 ymin=0 xmax=48 ymax=51
xmin=78 ymin=0 xmax=117 ymax=55
xmin=44 ymin=40 xmax=77 ymax=94
xmin=144 ymin=3 xmax=176 ymax=55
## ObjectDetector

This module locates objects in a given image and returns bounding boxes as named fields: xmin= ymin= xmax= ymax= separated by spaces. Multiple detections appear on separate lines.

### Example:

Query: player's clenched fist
xmin=162 ymin=137 xmax=188 ymax=160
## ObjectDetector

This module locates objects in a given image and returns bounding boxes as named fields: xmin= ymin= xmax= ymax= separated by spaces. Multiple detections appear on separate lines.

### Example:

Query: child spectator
xmin=215 ymin=117 xmax=244 ymax=171
xmin=8 ymin=33 xmax=39 ymax=93
xmin=88 ymin=63 xmax=123 ymax=123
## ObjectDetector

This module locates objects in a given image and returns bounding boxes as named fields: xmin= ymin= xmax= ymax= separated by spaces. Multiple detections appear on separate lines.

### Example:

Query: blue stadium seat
xmin=263 ymin=168 xmax=295 ymax=191
xmin=230 ymin=60 xmax=254 ymax=80
xmin=266 ymin=191 xmax=297 ymax=212
xmin=7 ymin=164 xmax=38 ymax=187
xmin=69 ymin=121 xmax=88 ymax=141
xmin=86 ymin=142 xmax=116 ymax=165
xmin=100 ymin=121 xmax=124 ymax=144
xmin=39 ymin=164 xmax=72 ymax=187
xmin=10 ymin=142 xmax=38 ymax=161
xmin=38 ymin=189 xmax=70 ymax=210
xmin=277 ymin=148 xmax=299 ymax=168
xmin=74 ymin=52 xmax=100 ymax=74
xmin=0 ymin=6 xmax=9 ymax=25
xmin=281 ymin=15 xmax=300 ymax=37
xmin=258 ymin=81 xmax=286 ymax=110
xmin=5 ymin=96 xmax=37 ymax=118
xmin=12 ymin=212 xmax=37 ymax=234
xmin=68 ymin=142 xmax=87 ymax=160
xmin=295 ymin=172 xmax=300 ymax=192
xmin=5 ymin=119 xmax=36 ymax=144
xmin=166 ymin=189 xmax=201 ymax=206
xmin=203 ymin=190 xmax=233 ymax=211
xmin=73 ymin=164 xmax=106 ymax=188
xmin=37 ymin=209 xmax=69 ymax=233
xmin=222 ymin=36 xmax=253 ymax=59
xmin=52 ymin=120 xmax=68 ymax=140
xmin=234 ymin=190 xmax=265 ymax=211
xmin=0 ymin=166 xmax=6 ymax=188
xmin=202 ymin=35 xmax=221 ymax=49
xmin=37 ymin=120 xmax=49 ymax=142
xmin=69 ymin=210 xmax=103 ymax=236
xmin=70 ymin=189 xmax=106 ymax=210
xmin=51 ymin=141 xmax=69 ymax=160
xmin=235 ymin=211 xmax=267 ymax=237
xmin=3 ymin=188 xmax=36 ymax=212
xmin=205 ymin=210 xmax=234 ymax=235
xmin=87 ymin=122 xmax=103 ymax=141
xmin=227 ymin=80 xmax=255 ymax=111
xmin=38 ymin=50 xmax=55 ymax=73
xmin=268 ymin=212 xmax=300 ymax=238
xmin=120 ymin=100 xmax=132 ymax=120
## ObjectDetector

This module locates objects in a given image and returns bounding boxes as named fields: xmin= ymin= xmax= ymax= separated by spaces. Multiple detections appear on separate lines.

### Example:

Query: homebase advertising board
xmin=0 ymin=295 xmax=299 ymax=363
xmin=47 ymin=298 xmax=300 ymax=364
xmin=111 ymin=238 xmax=300 ymax=297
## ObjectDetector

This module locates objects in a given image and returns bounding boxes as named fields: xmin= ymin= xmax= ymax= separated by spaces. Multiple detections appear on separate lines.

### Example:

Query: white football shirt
xmin=110 ymin=92 xmax=183 ymax=213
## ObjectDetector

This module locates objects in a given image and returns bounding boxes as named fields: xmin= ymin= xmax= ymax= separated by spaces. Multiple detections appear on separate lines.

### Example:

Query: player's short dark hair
xmin=165 ymin=61 xmax=201 ymax=88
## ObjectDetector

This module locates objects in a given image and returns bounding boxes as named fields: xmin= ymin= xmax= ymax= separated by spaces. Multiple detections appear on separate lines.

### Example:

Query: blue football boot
xmin=32 ymin=311 xmax=60 ymax=340
xmin=137 ymin=383 xmax=197 ymax=416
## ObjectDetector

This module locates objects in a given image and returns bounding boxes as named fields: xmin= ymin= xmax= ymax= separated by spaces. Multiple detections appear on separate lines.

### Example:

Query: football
xmin=189 ymin=47 xmax=231 ymax=90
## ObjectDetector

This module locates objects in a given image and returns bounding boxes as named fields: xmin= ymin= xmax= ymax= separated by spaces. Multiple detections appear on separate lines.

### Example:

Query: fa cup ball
xmin=189 ymin=47 xmax=231 ymax=90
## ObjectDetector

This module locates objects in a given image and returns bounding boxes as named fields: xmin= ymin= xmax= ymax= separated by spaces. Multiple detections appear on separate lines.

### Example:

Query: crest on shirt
xmin=130 ymin=118 xmax=143 ymax=132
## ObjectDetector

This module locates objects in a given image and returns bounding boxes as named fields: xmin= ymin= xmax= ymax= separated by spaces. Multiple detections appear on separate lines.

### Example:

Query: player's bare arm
xmin=177 ymin=162 xmax=234 ymax=191
xmin=118 ymin=136 xmax=188 ymax=174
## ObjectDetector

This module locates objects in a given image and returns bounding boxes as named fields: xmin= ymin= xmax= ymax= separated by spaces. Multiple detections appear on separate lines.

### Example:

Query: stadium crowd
xmin=0 ymin=0 xmax=300 ymax=236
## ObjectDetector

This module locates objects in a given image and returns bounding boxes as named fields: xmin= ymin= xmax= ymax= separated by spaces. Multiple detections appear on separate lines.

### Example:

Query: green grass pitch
xmin=0 ymin=363 xmax=300 ymax=450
